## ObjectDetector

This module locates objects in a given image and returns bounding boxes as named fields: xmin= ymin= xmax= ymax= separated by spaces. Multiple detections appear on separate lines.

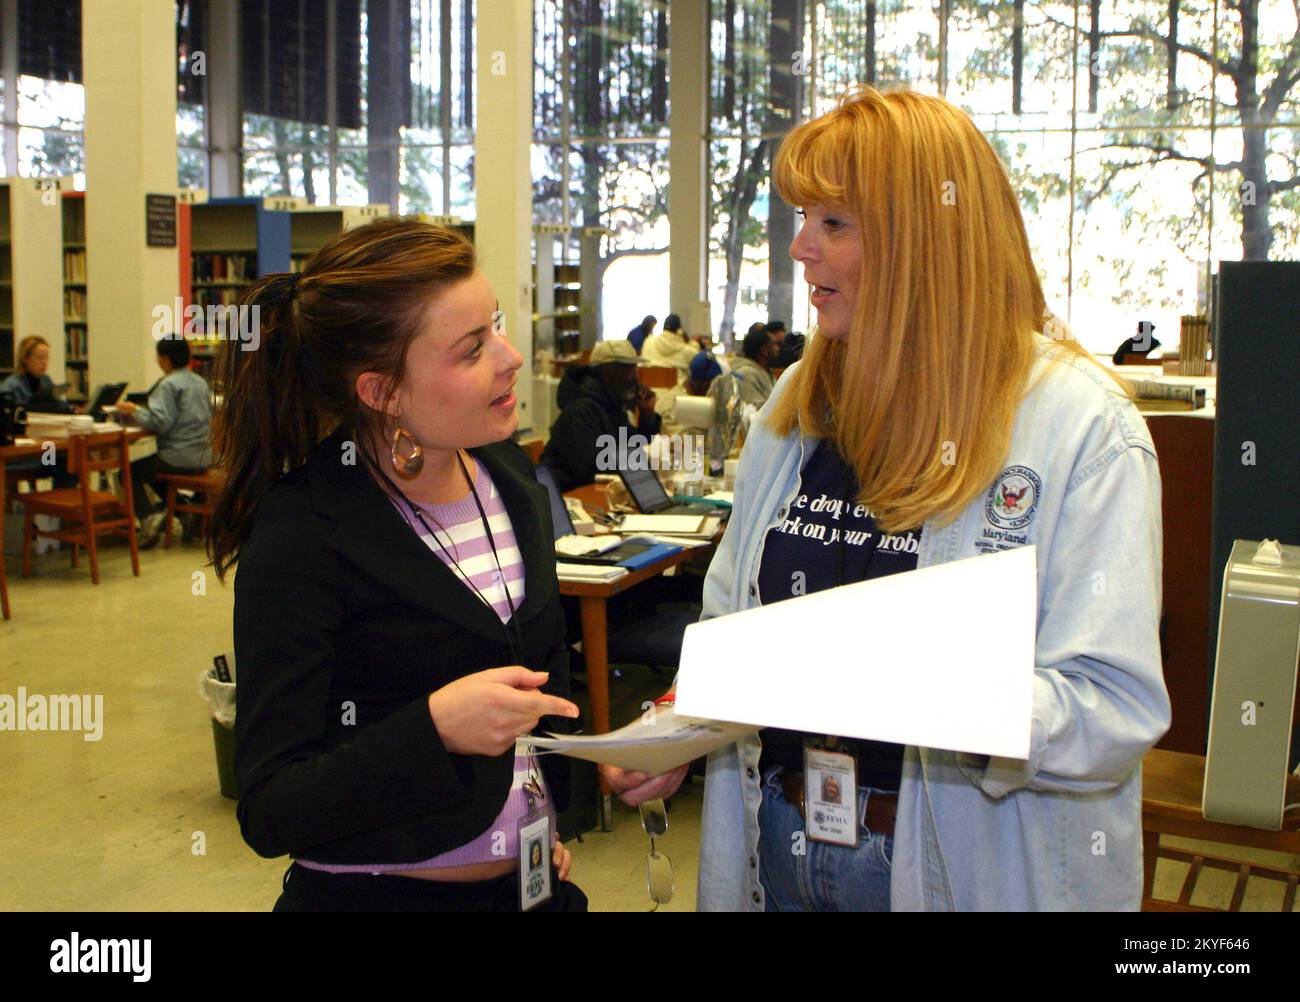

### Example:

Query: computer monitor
xmin=534 ymin=463 xmax=575 ymax=540
xmin=86 ymin=382 xmax=128 ymax=420
xmin=619 ymin=461 xmax=674 ymax=514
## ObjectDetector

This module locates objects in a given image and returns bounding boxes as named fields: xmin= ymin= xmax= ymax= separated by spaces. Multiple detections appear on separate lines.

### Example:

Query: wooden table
xmin=1142 ymin=748 xmax=1300 ymax=910
xmin=559 ymin=483 xmax=722 ymax=828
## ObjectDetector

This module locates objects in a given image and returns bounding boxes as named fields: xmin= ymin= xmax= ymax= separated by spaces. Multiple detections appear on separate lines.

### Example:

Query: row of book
xmin=63 ymin=249 xmax=86 ymax=283
xmin=192 ymin=287 xmax=246 ymax=308
xmin=192 ymin=252 xmax=255 ymax=283
xmin=65 ymin=366 xmax=89 ymax=400
xmin=62 ymin=209 xmax=86 ymax=244
xmin=63 ymin=289 xmax=87 ymax=321
xmin=65 ymin=327 xmax=88 ymax=360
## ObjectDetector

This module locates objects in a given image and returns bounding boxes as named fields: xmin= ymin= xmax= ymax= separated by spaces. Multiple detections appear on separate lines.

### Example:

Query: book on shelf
xmin=63 ymin=249 xmax=86 ymax=283
xmin=193 ymin=286 xmax=247 ymax=309
xmin=65 ymin=367 xmax=89 ymax=400
xmin=63 ymin=289 xmax=87 ymax=320
xmin=192 ymin=251 xmax=255 ymax=283
xmin=64 ymin=327 xmax=87 ymax=359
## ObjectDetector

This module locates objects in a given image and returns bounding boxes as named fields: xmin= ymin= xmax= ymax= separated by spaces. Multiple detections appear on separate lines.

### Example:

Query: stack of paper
xmin=530 ymin=707 xmax=758 ymax=773
xmin=555 ymin=562 xmax=629 ymax=583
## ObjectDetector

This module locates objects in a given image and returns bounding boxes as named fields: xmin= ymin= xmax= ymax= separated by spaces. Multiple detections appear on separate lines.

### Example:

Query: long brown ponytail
xmin=207 ymin=218 xmax=477 ymax=580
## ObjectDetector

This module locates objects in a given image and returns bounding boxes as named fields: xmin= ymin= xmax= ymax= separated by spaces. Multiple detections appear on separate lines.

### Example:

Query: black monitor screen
xmin=535 ymin=464 xmax=574 ymax=539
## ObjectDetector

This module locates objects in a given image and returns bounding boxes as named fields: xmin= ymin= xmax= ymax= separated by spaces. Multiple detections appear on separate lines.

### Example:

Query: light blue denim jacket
xmin=696 ymin=337 xmax=1170 ymax=911
xmin=131 ymin=368 xmax=213 ymax=469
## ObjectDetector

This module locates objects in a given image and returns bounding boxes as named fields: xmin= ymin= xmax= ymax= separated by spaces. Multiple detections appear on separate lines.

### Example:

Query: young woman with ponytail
xmin=208 ymin=219 xmax=587 ymax=912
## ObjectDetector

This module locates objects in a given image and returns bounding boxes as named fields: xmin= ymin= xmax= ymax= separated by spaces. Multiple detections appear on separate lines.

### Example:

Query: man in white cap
xmin=540 ymin=339 xmax=662 ymax=491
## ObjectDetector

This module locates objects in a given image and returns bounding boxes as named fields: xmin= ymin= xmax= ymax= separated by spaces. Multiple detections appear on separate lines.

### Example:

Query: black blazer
xmin=233 ymin=428 xmax=572 ymax=864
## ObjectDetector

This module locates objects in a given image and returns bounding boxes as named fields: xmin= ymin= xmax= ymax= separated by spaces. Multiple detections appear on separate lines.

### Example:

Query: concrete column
xmin=669 ymin=0 xmax=710 ymax=339
xmin=206 ymin=0 xmax=243 ymax=197
xmin=475 ymin=0 xmax=535 ymax=430
xmin=83 ymin=0 xmax=180 ymax=390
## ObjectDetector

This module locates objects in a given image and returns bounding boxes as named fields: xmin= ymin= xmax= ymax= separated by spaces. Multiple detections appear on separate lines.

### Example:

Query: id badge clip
xmin=518 ymin=749 xmax=553 ymax=911
xmin=802 ymin=737 xmax=859 ymax=848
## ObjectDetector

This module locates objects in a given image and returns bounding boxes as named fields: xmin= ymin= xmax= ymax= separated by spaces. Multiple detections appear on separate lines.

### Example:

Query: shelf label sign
xmin=177 ymin=188 xmax=208 ymax=205
xmin=263 ymin=196 xmax=303 ymax=213
xmin=146 ymin=194 xmax=178 ymax=248
xmin=33 ymin=177 xmax=62 ymax=206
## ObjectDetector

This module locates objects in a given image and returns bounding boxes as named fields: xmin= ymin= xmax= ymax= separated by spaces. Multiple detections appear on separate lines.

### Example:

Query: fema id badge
xmin=803 ymin=744 xmax=859 ymax=848
xmin=518 ymin=814 xmax=552 ymax=911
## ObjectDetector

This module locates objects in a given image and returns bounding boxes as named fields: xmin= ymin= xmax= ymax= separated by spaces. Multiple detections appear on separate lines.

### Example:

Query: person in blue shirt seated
xmin=1 ymin=336 xmax=77 ymax=487
xmin=113 ymin=335 xmax=214 ymax=548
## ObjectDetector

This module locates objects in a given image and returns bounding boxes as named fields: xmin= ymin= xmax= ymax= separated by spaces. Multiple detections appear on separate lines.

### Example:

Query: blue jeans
xmin=758 ymin=765 xmax=895 ymax=912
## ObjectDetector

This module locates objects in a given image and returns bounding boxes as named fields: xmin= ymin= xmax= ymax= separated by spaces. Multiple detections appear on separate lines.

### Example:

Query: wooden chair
xmin=638 ymin=365 xmax=679 ymax=389
xmin=1142 ymin=748 xmax=1300 ymax=911
xmin=21 ymin=431 xmax=140 ymax=585
xmin=158 ymin=469 xmax=224 ymax=548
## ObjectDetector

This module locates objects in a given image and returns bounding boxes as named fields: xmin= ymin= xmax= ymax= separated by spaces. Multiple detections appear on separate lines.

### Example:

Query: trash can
xmin=199 ymin=668 xmax=238 ymax=800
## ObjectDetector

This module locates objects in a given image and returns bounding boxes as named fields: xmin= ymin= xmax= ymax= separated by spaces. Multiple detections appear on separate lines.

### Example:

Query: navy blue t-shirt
xmin=756 ymin=440 xmax=921 ymax=790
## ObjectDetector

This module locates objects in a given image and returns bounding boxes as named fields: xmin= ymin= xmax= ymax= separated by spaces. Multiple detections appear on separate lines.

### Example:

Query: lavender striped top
xmin=297 ymin=460 xmax=556 ymax=874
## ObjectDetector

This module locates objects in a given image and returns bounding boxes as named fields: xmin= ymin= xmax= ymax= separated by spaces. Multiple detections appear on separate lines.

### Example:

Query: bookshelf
xmin=290 ymin=204 xmax=390 ymax=273
xmin=185 ymin=197 xmax=292 ymax=383
xmin=532 ymin=226 xmax=587 ymax=359
xmin=0 ymin=179 xmax=64 ymax=386
xmin=62 ymin=192 xmax=89 ymax=401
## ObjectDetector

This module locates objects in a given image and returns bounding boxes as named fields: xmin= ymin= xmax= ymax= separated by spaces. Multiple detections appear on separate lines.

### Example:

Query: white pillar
xmin=669 ymin=0 xmax=710 ymax=339
xmin=206 ymin=0 xmax=243 ymax=197
xmin=475 ymin=0 xmax=535 ymax=431
xmin=83 ymin=0 xmax=180 ymax=391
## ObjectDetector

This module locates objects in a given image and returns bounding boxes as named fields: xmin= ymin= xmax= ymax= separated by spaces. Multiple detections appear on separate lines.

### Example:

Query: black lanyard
xmin=382 ymin=451 xmax=524 ymax=666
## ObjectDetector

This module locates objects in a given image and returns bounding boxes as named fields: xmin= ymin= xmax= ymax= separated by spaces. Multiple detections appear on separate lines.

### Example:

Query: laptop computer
xmin=86 ymin=382 xmax=128 ymax=420
xmin=618 ymin=461 xmax=718 ymax=516
xmin=536 ymin=463 xmax=655 ymax=565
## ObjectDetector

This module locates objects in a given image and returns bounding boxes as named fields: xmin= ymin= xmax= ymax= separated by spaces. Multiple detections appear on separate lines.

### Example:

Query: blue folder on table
xmin=617 ymin=542 xmax=683 ymax=570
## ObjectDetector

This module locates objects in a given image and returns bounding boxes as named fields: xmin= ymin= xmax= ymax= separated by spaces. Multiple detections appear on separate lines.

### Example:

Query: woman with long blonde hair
xmin=603 ymin=87 xmax=1169 ymax=911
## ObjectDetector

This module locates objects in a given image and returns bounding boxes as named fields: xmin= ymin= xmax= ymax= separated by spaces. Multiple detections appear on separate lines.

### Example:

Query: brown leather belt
xmin=781 ymin=769 xmax=898 ymax=836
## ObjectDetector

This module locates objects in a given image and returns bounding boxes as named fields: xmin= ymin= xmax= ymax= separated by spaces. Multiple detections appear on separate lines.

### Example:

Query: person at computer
xmin=600 ymin=86 xmax=1168 ymax=913
xmin=1 ymin=336 xmax=75 ymax=413
xmin=1 ymin=336 xmax=77 ymax=487
xmin=540 ymin=339 xmax=661 ymax=492
xmin=112 ymin=335 xmax=214 ymax=548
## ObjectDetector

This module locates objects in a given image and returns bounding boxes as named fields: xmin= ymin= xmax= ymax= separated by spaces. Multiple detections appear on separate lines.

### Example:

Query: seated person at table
xmin=114 ymin=335 xmax=213 ymax=548
xmin=641 ymin=313 xmax=699 ymax=377
xmin=729 ymin=325 xmax=777 ymax=409
xmin=626 ymin=314 xmax=657 ymax=355
xmin=655 ymin=351 xmax=745 ymax=475
xmin=1 ymin=336 xmax=76 ymax=487
xmin=540 ymin=339 xmax=661 ymax=492
xmin=1 ymin=336 xmax=75 ymax=413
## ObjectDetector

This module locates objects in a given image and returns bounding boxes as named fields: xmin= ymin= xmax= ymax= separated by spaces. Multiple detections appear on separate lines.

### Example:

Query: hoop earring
xmin=391 ymin=426 xmax=424 ymax=475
